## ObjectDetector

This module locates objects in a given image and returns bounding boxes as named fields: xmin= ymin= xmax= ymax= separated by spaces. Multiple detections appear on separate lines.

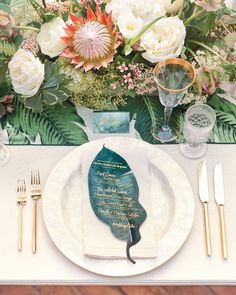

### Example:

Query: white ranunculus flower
xmin=8 ymin=49 xmax=44 ymax=97
xmin=163 ymin=0 xmax=183 ymax=13
xmin=37 ymin=17 xmax=67 ymax=58
xmin=225 ymin=0 xmax=236 ymax=10
xmin=132 ymin=0 xmax=166 ymax=24
xmin=117 ymin=13 xmax=143 ymax=39
xmin=140 ymin=16 xmax=186 ymax=63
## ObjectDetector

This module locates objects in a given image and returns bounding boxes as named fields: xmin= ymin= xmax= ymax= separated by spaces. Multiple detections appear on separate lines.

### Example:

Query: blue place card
xmin=93 ymin=111 xmax=130 ymax=133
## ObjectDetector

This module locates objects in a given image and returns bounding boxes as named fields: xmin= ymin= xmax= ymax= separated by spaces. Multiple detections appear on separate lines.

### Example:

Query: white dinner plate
xmin=42 ymin=137 xmax=195 ymax=277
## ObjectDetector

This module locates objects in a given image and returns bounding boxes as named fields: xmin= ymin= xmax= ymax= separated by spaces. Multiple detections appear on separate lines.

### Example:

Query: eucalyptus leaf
xmin=43 ymin=77 xmax=60 ymax=89
xmin=88 ymin=145 xmax=147 ymax=264
xmin=23 ymin=94 xmax=44 ymax=112
xmin=46 ymin=89 xmax=68 ymax=102
xmin=42 ymin=91 xmax=58 ymax=105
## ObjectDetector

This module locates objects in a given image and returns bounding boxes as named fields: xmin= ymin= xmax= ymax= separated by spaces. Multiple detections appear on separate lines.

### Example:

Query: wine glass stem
xmin=163 ymin=106 xmax=173 ymax=131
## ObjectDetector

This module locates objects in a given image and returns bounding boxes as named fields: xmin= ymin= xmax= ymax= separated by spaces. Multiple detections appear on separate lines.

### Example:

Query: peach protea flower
xmin=61 ymin=6 xmax=120 ymax=71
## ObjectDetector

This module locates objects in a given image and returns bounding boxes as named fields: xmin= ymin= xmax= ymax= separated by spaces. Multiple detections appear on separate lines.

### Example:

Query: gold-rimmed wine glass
xmin=152 ymin=58 xmax=196 ymax=142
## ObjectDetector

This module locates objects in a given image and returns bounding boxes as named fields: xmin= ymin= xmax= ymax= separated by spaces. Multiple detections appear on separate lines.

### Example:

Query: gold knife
xmin=198 ymin=160 xmax=212 ymax=256
xmin=214 ymin=162 xmax=228 ymax=259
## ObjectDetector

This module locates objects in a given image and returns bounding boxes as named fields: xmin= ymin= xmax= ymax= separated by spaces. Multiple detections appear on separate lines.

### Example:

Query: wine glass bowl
xmin=152 ymin=58 xmax=196 ymax=142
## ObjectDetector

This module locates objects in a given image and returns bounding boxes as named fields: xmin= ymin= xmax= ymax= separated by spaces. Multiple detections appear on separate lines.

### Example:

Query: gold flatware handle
xmin=32 ymin=199 xmax=38 ymax=253
xmin=219 ymin=205 xmax=227 ymax=259
xmin=203 ymin=202 xmax=212 ymax=256
xmin=18 ymin=205 xmax=23 ymax=251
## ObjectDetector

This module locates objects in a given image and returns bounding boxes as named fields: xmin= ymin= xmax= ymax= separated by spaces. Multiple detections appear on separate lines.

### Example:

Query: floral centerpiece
xmin=0 ymin=0 xmax=235 ymax=145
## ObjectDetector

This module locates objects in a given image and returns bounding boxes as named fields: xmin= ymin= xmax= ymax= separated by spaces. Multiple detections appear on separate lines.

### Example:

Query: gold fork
xmin=17 ymin=179 xmax=26 ymax=252
xmin=31 ymin=170 xmax=42 ymax=253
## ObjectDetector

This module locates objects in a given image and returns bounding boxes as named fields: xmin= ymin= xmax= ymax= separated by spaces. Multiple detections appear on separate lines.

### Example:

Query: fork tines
xmin=31 ymin=170 xmax=41 ymax=190
xmin=17 ymin=179 xmax=26 ymax=205
xmin=17 ymin=179 xmax=26 ymax=251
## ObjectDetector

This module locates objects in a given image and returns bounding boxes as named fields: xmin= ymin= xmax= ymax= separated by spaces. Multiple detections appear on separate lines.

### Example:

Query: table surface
xmin=1 ymin=136 xmax=236 ymax=285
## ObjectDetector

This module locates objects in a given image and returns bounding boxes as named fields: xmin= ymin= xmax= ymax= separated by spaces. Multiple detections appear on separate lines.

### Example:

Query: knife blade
xmin=214 ymin=162 xmax=225 ymax=205
xmin=214 ymin=162 xmax=228 ymax=259
xmin=199 ymin=160 xmax=209 ymax=203
xmin=198 ymin=160 xmax=212 ymax=256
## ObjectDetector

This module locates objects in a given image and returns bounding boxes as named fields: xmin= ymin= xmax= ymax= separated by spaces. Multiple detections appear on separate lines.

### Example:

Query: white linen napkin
xmin=81 ymin=141 xmax=157 ymax=259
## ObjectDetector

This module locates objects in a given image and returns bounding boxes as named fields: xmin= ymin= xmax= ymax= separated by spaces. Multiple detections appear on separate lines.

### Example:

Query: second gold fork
xmin=31 ymin=170 xmax=42 ymax=253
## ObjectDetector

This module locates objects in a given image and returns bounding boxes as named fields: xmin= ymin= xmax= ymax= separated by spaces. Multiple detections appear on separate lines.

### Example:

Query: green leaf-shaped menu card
xmin=88 ymin=145 xmax=147 ymax=264
xmin=81 ymin=141 xmax=157 ymax=263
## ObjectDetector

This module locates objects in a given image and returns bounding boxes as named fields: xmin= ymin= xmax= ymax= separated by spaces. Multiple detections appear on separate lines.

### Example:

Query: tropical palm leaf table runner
xmin=1 ymin=93 xmax=236 ymax=145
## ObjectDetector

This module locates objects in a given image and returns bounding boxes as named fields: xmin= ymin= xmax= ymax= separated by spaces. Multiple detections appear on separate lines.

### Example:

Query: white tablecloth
xmin=0 ymin=142 xmax=236 ymax=285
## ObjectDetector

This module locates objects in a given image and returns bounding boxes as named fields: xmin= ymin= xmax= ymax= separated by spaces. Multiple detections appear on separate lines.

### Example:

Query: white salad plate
xmin=42 ymin=137 xmax=195 ymax=277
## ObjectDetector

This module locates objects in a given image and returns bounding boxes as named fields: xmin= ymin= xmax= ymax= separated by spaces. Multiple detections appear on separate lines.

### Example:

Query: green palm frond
xmin=6 ymin=99 xmax=89 ymax=145
xmin=213 ymin=110 xmax=236 ymax=143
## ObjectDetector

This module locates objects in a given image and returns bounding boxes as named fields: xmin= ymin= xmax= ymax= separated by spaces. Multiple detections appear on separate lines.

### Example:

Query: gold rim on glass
xmin=153 ymin=58 xmax=196 ymax=93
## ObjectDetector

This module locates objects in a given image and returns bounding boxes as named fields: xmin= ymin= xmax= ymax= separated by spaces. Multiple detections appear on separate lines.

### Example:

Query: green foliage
xmin=205 ymin=93 xmax=236 ymax=143
xmin=222 ymin=64 xmax=236 ymax=81
xmin=6 ymin=126 xmax=30 ymax=144
xmin=42 ymin=12 xmax=57 ymax=22
xmin=208 ymin=93 xmax=236 ymax=116
xmin=6 ymin=98 xmax=88 ymax=145
xmin=213 ymin=110 xmax=236 ymax=142
xmin=0 ymin=56 xmax=9 ymax=85
xmin=182 ymin=1 xmax=196 ymax=19
xmin=0 ymin=74 xmax=11 ymax=96
xmin=21 ymin=61 xmax=71 ymax=112
xmin=0 ymin=41 xmax=17 ymax=56
xmin=59 ymin=60 xmax=127 ymax=110
xmin=197 ymin=12 xmax=216 ymax=37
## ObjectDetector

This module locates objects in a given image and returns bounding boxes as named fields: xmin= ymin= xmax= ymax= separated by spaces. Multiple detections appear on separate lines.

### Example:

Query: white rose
xmin=132 ymin=0 xmax=166 ymax=25
xmin=37 ymin=17 xmax=67 ymax=58
xmin=105 ymin=0 xmax=133 ymax=20
xmin=8 ymin=49 xmax=44 ymax=97
xmin=117 ymin=13 xmax=143 ymax=39
xmin=106 ymin=0 xmax=166 ymax=24
xmin=140 ymin=17 xmax=186 ymax=63
xmin=225 ymin=0 xmax=236 ymax=10
xmin=163 ymin=0 xmax=184 ymax=13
